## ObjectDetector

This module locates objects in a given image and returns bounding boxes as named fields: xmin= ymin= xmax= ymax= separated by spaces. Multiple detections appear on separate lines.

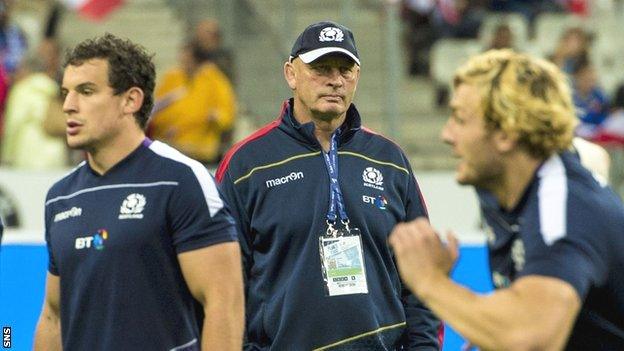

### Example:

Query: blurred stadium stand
xmin=8 ymin=1 xmax=624 ymax=171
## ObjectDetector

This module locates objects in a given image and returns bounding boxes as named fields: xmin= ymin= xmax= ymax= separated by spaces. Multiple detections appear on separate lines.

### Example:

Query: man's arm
xmin=33 ymin=273 xmax=62 ymax=351
xmin=390 ymin=218 xmax=581 ymax=351
xmin=178 ymin=242 xmax=244 ymax=351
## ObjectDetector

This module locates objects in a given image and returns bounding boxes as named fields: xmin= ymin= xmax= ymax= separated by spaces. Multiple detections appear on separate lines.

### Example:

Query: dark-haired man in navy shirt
xmin=33 ymin=34 xmax=244 ymax=351
xmin=391 ymin=49 xmax=624 ymax=350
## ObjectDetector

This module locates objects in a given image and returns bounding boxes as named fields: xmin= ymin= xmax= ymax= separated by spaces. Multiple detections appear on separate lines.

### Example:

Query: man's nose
xmin=63 ymin=92 xmax=78 ymax=114
xmin=440 ymin=119 xmax=454 ymax=145
xmin=326 ymin=68 xmax=344 ymax=87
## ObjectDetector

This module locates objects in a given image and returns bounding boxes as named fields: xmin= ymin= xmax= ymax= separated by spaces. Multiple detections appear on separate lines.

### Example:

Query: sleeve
xmin=518 ymin=234 xmax=607 ymax=300
xmin=405 ymin=171 xmax=429 ymax=220
xmin=44 ymin=200 xmax=59 ymax=276
xmin=168 ymin=167 xmax=238 ymax=254
xmin=401 ymin=169 xmax=443 ymax=350
xmin=217 ymin=168 xmax=253 ymax=282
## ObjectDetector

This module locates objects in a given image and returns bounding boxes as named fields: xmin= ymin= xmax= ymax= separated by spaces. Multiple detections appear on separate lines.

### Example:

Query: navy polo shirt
xmin=479 ymin=151 xmax=624 ymax=349
xmin=44 ymin=140 xmax=238 ymax=350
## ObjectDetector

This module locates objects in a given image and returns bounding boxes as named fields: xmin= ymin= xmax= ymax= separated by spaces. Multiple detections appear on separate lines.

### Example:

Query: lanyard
xmin=323 ymin=130 xmax=349 ymax=224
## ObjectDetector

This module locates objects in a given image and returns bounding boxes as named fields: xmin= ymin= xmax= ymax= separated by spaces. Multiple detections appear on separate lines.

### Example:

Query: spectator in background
xmin=0 ymin=60 xmax=8 ymax=139
xmin=0 ymin=0 xmax=27 ymax=145
xmin=0 ymin=39 xmax=67 ymax=170
xmin=595 ymin=84 xmax=624 ymax=144
xmin=572 ymin=55 xmax=609 ymax=140
xmin=431 ymin=0 xmax=486 ymax=40
xmin=149 ymin=40 xmax=236 ymax=167
xmin=488 ymin=0 xmax=564 ymax=28
xmin=194 ymin=19 xmax=236 ymax=85
xmin=401 ymin=0 xmax=435 ymax=76
xmin=485 ymin=23 xmax=516 ymax=51
xmin=566 ymin=0 xmax=590 ymax=16
xmin=549 ymin=26 xmax=592 ymax=75
xmin=0 ymin=0 xmax=27 ymax=77
xmin=597 ymin=84 xmax=624 ymax=197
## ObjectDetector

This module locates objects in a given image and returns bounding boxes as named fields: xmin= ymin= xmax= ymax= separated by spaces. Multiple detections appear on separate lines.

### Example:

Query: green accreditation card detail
xmin=319 ymin=230 xmax=368 ymax=296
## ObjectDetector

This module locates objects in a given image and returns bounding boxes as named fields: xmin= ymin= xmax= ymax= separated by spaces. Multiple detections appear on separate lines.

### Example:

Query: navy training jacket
xmin=217 ymin=99 xmax=441 ymax=350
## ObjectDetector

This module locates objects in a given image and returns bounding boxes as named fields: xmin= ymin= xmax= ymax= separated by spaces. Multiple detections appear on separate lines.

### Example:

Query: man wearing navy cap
xmin=217 ymin=21 xmax=441 ymax=350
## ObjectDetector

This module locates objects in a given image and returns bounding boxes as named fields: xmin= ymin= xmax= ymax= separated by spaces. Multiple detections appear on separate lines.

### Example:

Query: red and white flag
xmin=62 ymin=0 xmax=125 ymax=21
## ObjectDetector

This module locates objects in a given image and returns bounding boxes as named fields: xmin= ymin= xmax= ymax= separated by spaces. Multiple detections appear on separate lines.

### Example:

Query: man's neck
xmin=87 ymin=130 xmax=145 ymax=175
xmin=313 ymin=116 xmax=346 ymax=152
xmin=490 ymin=153 xmax=543 ymax=211
xmin=292 ymin=104 xmax=346 ymax=152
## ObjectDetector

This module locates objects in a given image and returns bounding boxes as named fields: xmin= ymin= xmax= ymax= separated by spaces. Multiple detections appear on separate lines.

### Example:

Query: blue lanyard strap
xmin=323 ymin=130 xmax=349 ymax=223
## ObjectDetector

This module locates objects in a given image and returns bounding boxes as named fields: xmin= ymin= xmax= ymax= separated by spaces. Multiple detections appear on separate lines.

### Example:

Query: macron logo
xmin=266 ymin=172 xmax=304 ymax=188
xmin=54 ymin=207 xmax=82 ymax=222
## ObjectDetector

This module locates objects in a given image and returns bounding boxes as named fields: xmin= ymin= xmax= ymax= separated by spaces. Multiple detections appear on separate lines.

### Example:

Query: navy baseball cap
xmin=289 ymin=21 xmax=360 ymax=65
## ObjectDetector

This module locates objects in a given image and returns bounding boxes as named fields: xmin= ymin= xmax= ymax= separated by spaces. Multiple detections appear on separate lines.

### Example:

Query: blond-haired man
xmin=390 ymin=50 xmax=624 ymax=350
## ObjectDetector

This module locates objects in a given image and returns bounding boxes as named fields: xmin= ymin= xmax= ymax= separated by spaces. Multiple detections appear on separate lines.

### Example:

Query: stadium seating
xmin=430 ymin=38 xmax=482 ymax=90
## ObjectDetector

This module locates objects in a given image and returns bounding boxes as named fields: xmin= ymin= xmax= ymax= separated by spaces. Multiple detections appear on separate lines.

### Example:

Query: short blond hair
xmin=454 ymin=49 xmax=577 ymax=159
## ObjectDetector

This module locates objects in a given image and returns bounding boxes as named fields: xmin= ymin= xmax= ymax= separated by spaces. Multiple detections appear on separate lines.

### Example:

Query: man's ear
xmin=123 ymin=87 xmax=145 ymax=116
xmin=284 ymin=61 xmax=297 ymax=90
xmin=492 ymin=128 xmax=519 ymax=154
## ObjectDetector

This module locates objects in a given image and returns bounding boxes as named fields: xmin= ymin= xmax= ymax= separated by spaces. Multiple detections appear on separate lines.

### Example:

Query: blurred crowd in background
xmin=0 ymin=0 xmax=238 ymax=171
xmin=1 ymin=0 xmax=624 ymax=195
xmin=400 ymin=0 xmax=624 ymax=195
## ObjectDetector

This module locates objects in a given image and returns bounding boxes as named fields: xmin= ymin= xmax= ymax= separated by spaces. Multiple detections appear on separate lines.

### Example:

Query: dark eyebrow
xmin=61 ymin=82 xmax=98 ymax=97
xmin=75 ymin=82 xmax=97 ymax=90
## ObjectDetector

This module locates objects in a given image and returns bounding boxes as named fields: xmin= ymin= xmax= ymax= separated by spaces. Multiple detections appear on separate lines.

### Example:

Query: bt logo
xmin=75 ymin=229 xmax=109 ymax=250
xmin=362 ymin=195 xmax=387 ymax=210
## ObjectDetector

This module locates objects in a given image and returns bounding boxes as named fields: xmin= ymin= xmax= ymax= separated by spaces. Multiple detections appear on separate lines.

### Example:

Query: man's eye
xmin=313 ymin=66 xmax=329 ymax=73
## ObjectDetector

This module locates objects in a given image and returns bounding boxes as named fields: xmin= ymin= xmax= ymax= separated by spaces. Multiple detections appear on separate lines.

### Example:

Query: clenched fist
xmin=389 ymin=217 xmax=460 ymax=297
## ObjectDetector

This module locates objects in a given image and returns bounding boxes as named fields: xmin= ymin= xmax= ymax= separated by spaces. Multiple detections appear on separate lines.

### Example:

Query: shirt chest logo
xmin=362 ymin=167 xmax=384 ymax=191
xmin=54 ymin=207 xmax=82 ymax=222
xmin=119 ymin=193 xmax=146 ymax=219
xmin=75 ymin=229 xmax=108 ymax=250
xmin=265 ymin=171 xmax=304 ymax=188
xmin=362 ymin=195 xmax=388 ymax=210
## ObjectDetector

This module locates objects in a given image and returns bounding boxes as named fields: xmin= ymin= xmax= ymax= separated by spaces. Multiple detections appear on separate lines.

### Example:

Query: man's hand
xmin=389 ymin=218 xmax=459 ymax=296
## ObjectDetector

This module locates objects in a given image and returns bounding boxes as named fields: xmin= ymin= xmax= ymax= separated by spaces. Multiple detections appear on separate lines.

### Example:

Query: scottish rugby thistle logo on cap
xmin=319 ymin=27 xmax=344 ymax=42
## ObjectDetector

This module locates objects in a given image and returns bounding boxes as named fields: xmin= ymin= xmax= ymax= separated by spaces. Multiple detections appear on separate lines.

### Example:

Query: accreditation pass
xmin=320 ymin=235 xmax=368 ymax=296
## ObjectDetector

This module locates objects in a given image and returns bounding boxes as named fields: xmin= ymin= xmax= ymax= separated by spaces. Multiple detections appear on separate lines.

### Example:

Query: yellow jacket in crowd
xmin=150 ymin=62 xmax=236 ymax=164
